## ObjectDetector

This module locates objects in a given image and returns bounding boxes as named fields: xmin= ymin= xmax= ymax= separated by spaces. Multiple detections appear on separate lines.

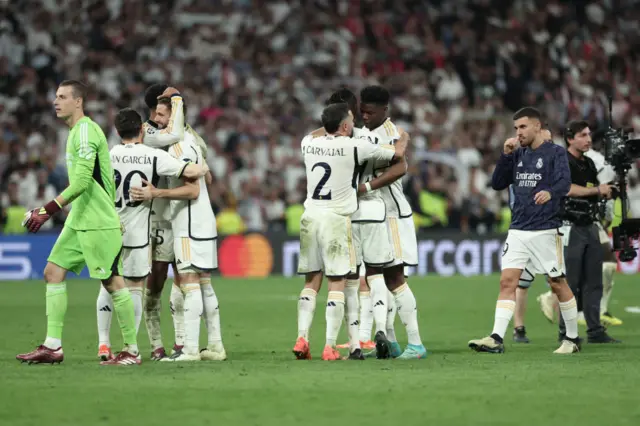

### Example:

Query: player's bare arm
xmin=130 ymin=178 xmax=199 ymax=201
xmin=358 ymin=130 xmax=410 ymax=194
xmin=358 ymin=156 xmax=407 ymax=194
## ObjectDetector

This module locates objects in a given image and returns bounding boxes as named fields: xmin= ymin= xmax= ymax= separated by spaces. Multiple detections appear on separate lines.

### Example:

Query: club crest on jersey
xmin=536 ymin=158 xmax=543 ymax=169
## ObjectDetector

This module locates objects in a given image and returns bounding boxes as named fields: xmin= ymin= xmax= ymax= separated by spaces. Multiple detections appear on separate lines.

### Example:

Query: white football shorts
xmin=122 ymin=246 xmax=151 ymax=279
xmin=352 ymin=222 xmax=394 ymax=267
xmin=173 ymin=237 xmax=217 ymax=273
xmin=501 ymin=228 xmax=565 ymax=278
xmin=151 ymin=220 xmax=174 ymax=263
xmin=385 ymin=216 xmax=418 ymax=267
xmin=297 ymin=209 xmax=356 ymax=277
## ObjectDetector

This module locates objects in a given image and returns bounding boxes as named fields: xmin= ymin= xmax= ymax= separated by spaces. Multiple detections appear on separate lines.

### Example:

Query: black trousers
xmin=559 ymin=223 xmax=606 ymax=338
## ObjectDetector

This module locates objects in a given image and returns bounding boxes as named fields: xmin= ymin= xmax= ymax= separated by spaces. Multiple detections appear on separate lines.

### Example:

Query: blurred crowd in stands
xmin=2 ymin=0 xmax=640 ymax=235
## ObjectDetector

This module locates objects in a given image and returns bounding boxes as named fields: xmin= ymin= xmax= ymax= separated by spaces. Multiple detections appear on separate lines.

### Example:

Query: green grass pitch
xmin=1 ymin=274 xmax=640 ymax=426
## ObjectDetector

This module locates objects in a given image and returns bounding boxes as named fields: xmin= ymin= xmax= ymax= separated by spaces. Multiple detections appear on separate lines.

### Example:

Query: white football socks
xmin=200 ymin=278 xmax=223 ymax=350
xmin=144 ymin=288 xmax=164 ymax=350
xmin=170 ymin=283 xmax=185 ymax=347
xmin=386 ymin=289 xmax=398 ymax=342
xmin=325 ymin=291 xmax=345 ymax=347
xmin=344 ymin=279 xmax=360 ymax=352
xmin=491 ymin=299 xmax=516 ymax=339
xmin=97 ymin=285 xmax=113 ymax=347
xmin=393 ymin=283 xmax=422 ymax=346
xmin=601 ymin=262 xmax=616 ymax=314
xmin=181 ymin=283 xmax=203 ymax=356
xmin=358 ymin=290 xmax=373 ymax=342
xmin=559 ymin=297 xmax=579 ymax=339
xmin=297 ymin=287 xmax=317 ymax=340
xmin=368 ymin=274 xmax=388 ymax=334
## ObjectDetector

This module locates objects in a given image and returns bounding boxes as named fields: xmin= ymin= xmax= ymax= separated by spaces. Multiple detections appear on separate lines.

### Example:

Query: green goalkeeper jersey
xmin=61 ymin=116 xmax=120 ymax=231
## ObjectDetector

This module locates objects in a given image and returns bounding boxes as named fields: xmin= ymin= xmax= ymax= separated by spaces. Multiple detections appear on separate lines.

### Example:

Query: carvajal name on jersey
xmin=304 ymin=146 xmax=346 ymax=156
xmin=112 ymin=155 xmax=153 ymax=165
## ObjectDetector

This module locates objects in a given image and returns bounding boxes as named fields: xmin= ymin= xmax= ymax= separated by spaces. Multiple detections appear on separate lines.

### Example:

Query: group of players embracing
xmin=17 ymin=81 xmax=225 ymax=365
xmin=293 ymin=86 xmax=428 ymax=361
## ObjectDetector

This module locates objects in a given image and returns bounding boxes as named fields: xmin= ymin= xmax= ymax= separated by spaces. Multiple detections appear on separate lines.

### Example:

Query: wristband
xmin=44 ymin=199 xmax=62 ymax=215
xmin=364 ymin=182 xmax=372 ymax=193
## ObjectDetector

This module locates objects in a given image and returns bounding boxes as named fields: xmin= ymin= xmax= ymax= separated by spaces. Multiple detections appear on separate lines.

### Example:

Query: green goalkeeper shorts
xmin=48 ymin=226 xmax=124 ymax=280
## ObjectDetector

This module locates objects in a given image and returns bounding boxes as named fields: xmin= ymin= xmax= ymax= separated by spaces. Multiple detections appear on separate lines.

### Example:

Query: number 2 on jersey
xmin=114 ymin=169 xmax=149 ymax=208
xmin=311 ymin=162 xmax=332 ymax=200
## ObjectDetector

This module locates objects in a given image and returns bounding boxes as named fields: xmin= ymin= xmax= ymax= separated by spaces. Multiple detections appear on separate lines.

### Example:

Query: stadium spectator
xmin=1 ymin=0 xmax=640 ymax=234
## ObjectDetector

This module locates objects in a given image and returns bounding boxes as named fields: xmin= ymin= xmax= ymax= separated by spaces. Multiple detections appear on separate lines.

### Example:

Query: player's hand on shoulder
xmin=159 ymin=87 xmax=180 ymax=99
xmin=534 ymin=190 xmax=551 ymax=205
xmin=503 ymin=137 xmax=517 ymax=155
xmin=130 ymin=179 xmax=156 ymax=201
xmin=541 ymin=129 xmax=552 ymax=140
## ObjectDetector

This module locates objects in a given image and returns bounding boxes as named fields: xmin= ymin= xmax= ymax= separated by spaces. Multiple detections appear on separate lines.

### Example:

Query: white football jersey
xmin=351 ymin=127 xmax=387 ymax=222
xmin=367 ymin=119 xmax=413 ymax=218
xmin=167 ymin=132 xmax=216 ymax=240
xmin=301 ymin=133 xmax=396 ymax=216
xmin=585 ymin=149 xmax=616 ymax=184
xmin=110 ymin=143 xmax=189 ymax=248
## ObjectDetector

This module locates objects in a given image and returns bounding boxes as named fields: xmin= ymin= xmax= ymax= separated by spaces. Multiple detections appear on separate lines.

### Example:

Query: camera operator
xmin=559 ymin=121 xmax=620 ymax=344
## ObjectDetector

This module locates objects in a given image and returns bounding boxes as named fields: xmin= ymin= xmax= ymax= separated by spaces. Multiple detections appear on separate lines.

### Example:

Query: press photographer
xmin=559 ymin=121 xmax=620 ymax=344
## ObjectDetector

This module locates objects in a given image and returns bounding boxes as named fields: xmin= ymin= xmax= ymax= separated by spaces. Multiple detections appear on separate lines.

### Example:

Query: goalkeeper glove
xmin=24 ymin=199 xmax=62 ymax=233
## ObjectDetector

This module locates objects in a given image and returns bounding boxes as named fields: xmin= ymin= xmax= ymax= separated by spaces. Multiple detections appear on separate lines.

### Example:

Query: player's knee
xmin=327 ymin=276 xmax=346 ymax=292
xmin=304 ymin=272 xmax=323 ymax=292
xmin=499 ymin=275 xmax=519 ymax=292
xmin=383 ymin=265 xmax=404 ymax=290
xmin=43 ymin=262 xmax=65 ymax=284
xmin=358 ymin=277 xmax=368 ymax=292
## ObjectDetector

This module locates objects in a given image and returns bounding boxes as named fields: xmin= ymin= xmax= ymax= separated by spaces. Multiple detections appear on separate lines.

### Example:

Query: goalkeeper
xmin=16 ymin=80 xmax=140 ymax=366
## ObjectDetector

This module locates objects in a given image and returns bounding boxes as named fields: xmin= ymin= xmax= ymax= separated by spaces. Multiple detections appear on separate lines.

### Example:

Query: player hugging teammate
xmin=128 ymin=86 xmax=226 ymax=362
xmin=293 ymin=86 xmax=427 ymax=361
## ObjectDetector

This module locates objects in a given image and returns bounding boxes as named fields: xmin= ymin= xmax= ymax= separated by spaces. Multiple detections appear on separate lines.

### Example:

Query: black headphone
xmin=564 ymin=126 xmax=575 ymax=143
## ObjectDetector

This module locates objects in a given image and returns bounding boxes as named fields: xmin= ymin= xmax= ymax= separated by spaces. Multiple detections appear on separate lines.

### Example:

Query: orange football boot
xmin=322 ymin=345 xmax=341 ymax=361
xmin=293 ymin=337 xmax=311 ymax=360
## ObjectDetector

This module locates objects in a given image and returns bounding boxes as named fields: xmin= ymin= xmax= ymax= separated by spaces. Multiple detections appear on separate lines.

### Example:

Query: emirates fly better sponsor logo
xmin=516 ymin=172 xmax=542 ymax=187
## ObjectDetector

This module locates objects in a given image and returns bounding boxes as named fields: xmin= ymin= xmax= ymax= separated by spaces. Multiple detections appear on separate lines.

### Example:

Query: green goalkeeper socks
xmin=112 ymin=288 xmax=139 ymax=352
xmin=45 ymin=282 xmax=68 ymax=342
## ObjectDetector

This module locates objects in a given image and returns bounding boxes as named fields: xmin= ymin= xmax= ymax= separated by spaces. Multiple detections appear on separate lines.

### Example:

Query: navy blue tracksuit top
xmin=492 ymin=141 xmax=571 ymax=231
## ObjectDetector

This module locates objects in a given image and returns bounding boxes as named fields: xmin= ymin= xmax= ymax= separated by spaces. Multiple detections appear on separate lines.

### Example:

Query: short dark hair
xmin=328 ymin=87 xmax=357 ymax=106
xmin=59 ymin=80 xmax=87 ymax=101
xmin=145 ymin=84 xmax=168 ymax=110
xmin=321 ymin=103 xmax=350 ymax=134
xmin=565 ymin=120 xmax=590 ymax=142
xmin=327 ymin=87 xmax=358 ymax=119
xmin=360 ymin=85 xmax=390 ymax=106
xmin=512 ymin=107 xmax=542 ymax=121
xmin=115 ymin=108 xmax=143 ymax=140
